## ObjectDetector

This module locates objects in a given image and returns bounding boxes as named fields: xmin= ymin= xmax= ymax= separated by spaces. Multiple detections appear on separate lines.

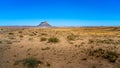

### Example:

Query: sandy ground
xmin=0 ymin=27 xmax=120 ymax=68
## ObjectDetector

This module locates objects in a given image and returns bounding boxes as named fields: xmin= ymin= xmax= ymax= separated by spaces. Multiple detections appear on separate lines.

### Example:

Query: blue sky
xmin=0 ymin=0 xmax=120 ymax=26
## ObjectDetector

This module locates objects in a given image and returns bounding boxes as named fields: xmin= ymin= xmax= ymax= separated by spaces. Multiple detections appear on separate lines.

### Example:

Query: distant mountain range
xmin=0 ymin=21 xmax=120 ymax=28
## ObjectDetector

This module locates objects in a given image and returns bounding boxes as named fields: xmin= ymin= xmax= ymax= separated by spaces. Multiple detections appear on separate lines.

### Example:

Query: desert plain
xmin=0 ymin=27 xmax=120 ymax=68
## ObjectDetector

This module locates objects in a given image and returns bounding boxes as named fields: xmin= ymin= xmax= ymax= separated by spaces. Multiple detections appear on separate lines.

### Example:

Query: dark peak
xmin=38 ymin=21 xmax=51 ymax=27
xmin=41 ymin=21 xmax=48 ymax=24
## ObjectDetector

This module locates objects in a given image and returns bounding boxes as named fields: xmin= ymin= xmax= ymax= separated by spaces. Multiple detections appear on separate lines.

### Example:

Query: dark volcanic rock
xmin=38 ymin=21 xmax=51 ymax=27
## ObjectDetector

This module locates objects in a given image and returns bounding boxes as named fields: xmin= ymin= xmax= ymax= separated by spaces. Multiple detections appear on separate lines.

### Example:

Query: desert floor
xmin=0 ymin=27 xmax=120 ymax=68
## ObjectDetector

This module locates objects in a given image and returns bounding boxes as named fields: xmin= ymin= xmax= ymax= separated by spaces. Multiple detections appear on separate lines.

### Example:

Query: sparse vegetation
xmin=13 ymin=55 xmax=17 ymax=57
xmin=88 ymin=39 xmax=120 ymax=45
xmin=14 ymin=57 xmax=40 ymax=68
xmin=87 ymin=48 xmax=119 ymax=62
xmin=67 ymin=35 xmax=76 ymax=41
xmin=19 ymin=35 xmax=24 ymax=38
xmin=48 ymin=37 xmax=59 ymax=43
xmin=18 ymin=31 xmax=22 ymax=33
xmin=5 ymin=40 xmax=12 ymax=44
xmin=0 ymin=28 xmax=3 ymax=30
xmin=41 ymin=33 xmax=47 ymax=36
xmin=8 ymin=32 xmax=14 ymax=35
xmin=0 ymin=41 xmax=2 ymax=44
xmin=45 ymin=62 xmax=51 ymax=67
xmin=9 ymin=37 xmax=15 ymax=39
xmin=0 ymin=27 xmax=120 ymax=68
xmin=40 ymin=37 xmax=47 ymax=41
xmin=103 ymin=51 xmax=118 ymax=62
xmin=88 ymin=39 xmax=94 ymax=44
xmin=27 ymin=48 xmax=32 ymax=51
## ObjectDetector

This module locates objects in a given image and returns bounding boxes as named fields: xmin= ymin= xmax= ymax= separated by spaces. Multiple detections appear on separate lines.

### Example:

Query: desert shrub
xmin=88 ymin=39 xmax=119 ymax=45
xmin=1 ymin=28 xmax=3 ymax=30
xmin=18 ymin=31 xmax=22 ymax=33
xmin=48 ymin=37 xmax=59 ymax=43
xmin=19 ymin=35 xmax=24 ymax=38
xmin=67 ymin=35 xmax=77 ymax=41
xmin=88 ymin=39 xmax=94 ymax=44
xmin=46 ymin=62 xmax=51 ymax=66
xmin=88 ymin=48 xmax=105 ymax=57
xmin=41 ymin=33 xmax=47 ymax=36
xmin=92 ymin=65 xmax=96 ymax=68
xmin=9 ymin=37 xmax=15 ymax=39
xmin=103 ymin=51 xmax=118 ymax=62
xmin=8 ymin=32 xmax=14 ymax=35
xmin=5 ymin=40 xmax=12 ymax=44
xmin=7 ymin=42 xmax=12 ymax=44
xmin=13 ymin=55 xmax=17 ymax=57
xmin=27 ymin=48 xmax=32 ymax=51
xmin=14 ymin=60 xmax=21 ymax=65
xmin=81 ymin=58 xmax=87 ymax=60
xmin=6 ymin=61 xmax=10 ymax=63
xmin=14 ymin=57 xmax=41 ymax=68
xmin=88 ymin=48 xmax=119 ymax=62
xmin=0 ymin=41 xmax=2 ymax=44
xmin=40 ymin=37 xmax=47 ymax=41
xmin=95 ymin=39 xmax=112 ymax=44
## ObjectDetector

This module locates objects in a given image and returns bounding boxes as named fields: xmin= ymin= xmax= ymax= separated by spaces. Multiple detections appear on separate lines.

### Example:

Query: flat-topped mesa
xmin=38 ymin=21 xmax=51 ymax=27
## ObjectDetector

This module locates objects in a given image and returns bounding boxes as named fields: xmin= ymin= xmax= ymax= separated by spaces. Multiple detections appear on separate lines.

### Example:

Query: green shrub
xmin=48 ymin=37 xmax=59 ymax=43
xmin=14 ymin=57 xmax=41 ymax=68
xmin=23 ymin=57 xmax=38 ymax=68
